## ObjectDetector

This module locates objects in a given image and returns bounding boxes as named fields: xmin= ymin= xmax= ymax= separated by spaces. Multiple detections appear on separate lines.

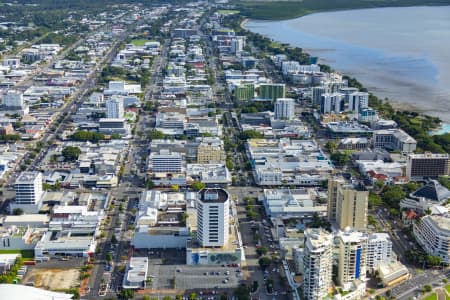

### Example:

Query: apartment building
xmin=413 ymin=214 xmax=450 ymax=264
xmin=337 ymin=230 xmax=368 ymax=287
xmin=302 ymin=228 xmax=333 ymax=300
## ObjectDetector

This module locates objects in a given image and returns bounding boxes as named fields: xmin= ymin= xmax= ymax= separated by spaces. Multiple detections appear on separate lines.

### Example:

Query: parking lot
xmin=147 ymin=264 xmax=242 ymax=290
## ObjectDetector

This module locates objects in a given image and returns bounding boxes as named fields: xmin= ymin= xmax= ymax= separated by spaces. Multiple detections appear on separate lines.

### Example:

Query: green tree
xmin=258 ymin=257 xmax=271 ymax=270
xmin=148 ymin=130 xmax=165 ymax=140
xmin=189 ymin=292 xmax=197 ymax=300
xmin=368 ymin=192 xmax=382 ymax=208
xmin=234 ymin=285 xmax=250 ymax=300
xmin=12 ymin=208 xmax=24 ymax=215
xmin=330 ymin=152 xmax=350 ymax=166
xmin=423 ymin=285 xmax=432 ymax=293
xmin=191 ymin=181 xmax=206 ymax=191
xmin=61 ymin=146 xmax=81 ymax=161
xmin=381 ymin=185 xmax=406 ymax=208
xmin=324 ymin=141 xmax=337 ymax=153
xmin=119 ymin=289 xmax=135 ymax=300
xmin=256 ymin=247 xmax=268 ymax=257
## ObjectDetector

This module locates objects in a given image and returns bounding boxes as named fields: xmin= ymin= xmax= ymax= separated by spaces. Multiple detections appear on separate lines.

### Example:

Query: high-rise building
xmin=337 ymin=230 xmax=368 ymax=286
xmin=302 ymin=228 xmax=333 ymax=300
xmin=230 ymin=37 xmax=245 ymax=54
xmin=106 ymin=96 xmax=124 ymax=118
xmin=197 ymin=188 xmax=230 ymax=247
xmin=367 ymin=233 xmax=394 ymax=271
xmin=347 ymin=92 xmax=369 ymax=114
xmin=312 ymin=86 xmax=328 ymax=106
xmin=259 ymin=83 xmax=286 ymax=100
xmin=14 ymin=171 xmax=43 ymax=205
xmin=320 ymin=93 xmax=344 ymax=114
xmin=328 ymin=176 xmax=368 ymax=231
xmin=406 ymin=152 xmax=449 ymax=180
xmin=274 ymin=98 xmax=295 ymax=120
xmin=327 ymin=176 xmax=346 ymax=224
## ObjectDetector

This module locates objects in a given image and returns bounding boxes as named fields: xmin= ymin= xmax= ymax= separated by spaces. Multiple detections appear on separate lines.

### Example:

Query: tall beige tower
xmin=328 ymin=176 xmax=368 ymax=231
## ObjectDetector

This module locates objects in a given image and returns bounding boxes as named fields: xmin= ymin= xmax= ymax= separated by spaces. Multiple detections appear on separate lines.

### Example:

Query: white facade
xmin=197 ymin=189 xmax=230 ymax=247
xmin=320 ymin=93 xmax=344 ymax=114
xmin=106 ymin=96 xmax=124 ymax=118
xmin=413 ymin=215 xmax=450 ymax=264
xmin=274 ymin=98 xmax=295 ymax=120
xmin=367 ymin=233 xmax=393 ymax=271
xmin=347 ymin=92 xmax=369 ymax=114
xmin=337 ymin=230 xmax=368 ymax=287
xmin=14 ymin=172 xmax=43 ymax=205
xmin=150 ymin=150 xmax=183 ymax=173
xmin=2 ymin=91 xmax=24 ymax=109
xmin=302 ymin=228 xmax=333 ymax=300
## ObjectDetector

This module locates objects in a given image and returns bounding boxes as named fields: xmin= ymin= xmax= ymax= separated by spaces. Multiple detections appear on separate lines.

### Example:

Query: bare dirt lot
xmin=22 ymin=268 xmax=80 ymax=290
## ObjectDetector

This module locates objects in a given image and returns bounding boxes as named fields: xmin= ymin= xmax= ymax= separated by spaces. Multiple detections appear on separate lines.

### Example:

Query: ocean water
xmin=245 ymin=6 xmax=450 ymax=121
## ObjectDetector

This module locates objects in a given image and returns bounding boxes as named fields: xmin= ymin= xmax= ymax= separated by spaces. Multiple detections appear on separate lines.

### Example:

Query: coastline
xmin=240 ymin=9 xmax=450 ymax=123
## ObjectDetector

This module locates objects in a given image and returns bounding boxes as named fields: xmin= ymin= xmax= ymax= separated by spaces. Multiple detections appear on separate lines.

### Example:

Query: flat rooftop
xmin=198 ymin=188 xmax=229 ymax=203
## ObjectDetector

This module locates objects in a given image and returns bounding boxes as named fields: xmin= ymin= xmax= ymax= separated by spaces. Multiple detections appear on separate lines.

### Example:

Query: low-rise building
xmin=122 ymin=257 xmax=148 ymax=289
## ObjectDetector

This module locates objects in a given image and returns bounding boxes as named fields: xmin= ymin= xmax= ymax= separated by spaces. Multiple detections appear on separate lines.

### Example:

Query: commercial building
xmin=0 ymin=284 xmax=73 ymax=300
xmin=328 ymin=177 xmax=368 ymax=231
xmin=262 ymin=188 xmax=327 ymax=219
xmin=377 ymin=261 xmax=410 ymax=287
xmin=406 ymin=153 xmax=449 ymax=180
xmin=122 ymin=257 xmax=149 ymax=289
xmin=197 ymin=138 xmax=226 ymax=163
xmin=106 ymin=96 xmax=124 ymax=118
xmin=274 ymin=98 xmax=295 ymax=120
xmin=150 ymin=149 xmax=183 ymax=173
xmin=2 ymin=90 xmax=24 ymax=109
xmin=373 ymin=129 xmax=417 ymax=154
xmin=302 ymin=228 xmax=333 ymax=300
xmin=259 ymin=83 xmax=286 ymax=100
xmin=337 ymin=230 xmax=368 ymax=287
xmin=98 ymin=118 xmax=130 ymax=136
xmin=197 ymin=188 xmax=230 ymax=247
xmin=413 ymin=214 xmax=450 ymax=264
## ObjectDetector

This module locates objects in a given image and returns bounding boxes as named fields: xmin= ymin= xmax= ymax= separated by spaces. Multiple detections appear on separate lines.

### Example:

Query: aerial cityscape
xmin=0 ymin=1 xmax=449 ymax=300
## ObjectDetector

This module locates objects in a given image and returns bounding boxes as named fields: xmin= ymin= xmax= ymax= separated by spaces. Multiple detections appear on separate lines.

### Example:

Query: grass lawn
xmin=423 ymin=293 xmax=437 ymax=300
xmin=446 ymin=284 xmax=450 ymax=294
xmin=0 ymin=249 xmax=35 ymax=258
xmin=131 ymin=39 xmax=149 ymax=46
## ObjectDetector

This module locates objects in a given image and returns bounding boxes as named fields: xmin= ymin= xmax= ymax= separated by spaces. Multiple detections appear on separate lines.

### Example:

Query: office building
xmin=2 ymin=91 xmax=24 ymax=109
xmin=122 ymin=257 xmax=149 ymax=289
xmin=259 ymin=83 xmax=286 ymax=100
xmin=150 ymin=150 xmax=183 ymax=173
xmin=302 ymin=228 xmax=333 ymax=300
xmin=197 ymin=138 xmax=226 ymax=164
xmin=197 ymin=188 xmax=230 ymax=247
xmin=367 ymin=233 xmax=393 ymax=271
xmin=373 ymin=129 xmax=417 ymax=154
xmin=413 ymin=214 xmax=450 ymax=264
xmin=274 ymin=98 xmax=295 ymax=120
xmin=406 ymin=153 xmax=449 ymax=180
xmin=337 ymin=230 xmax=368 ymax=286
xmin=106 ymin=96 xmax=124 ymax=118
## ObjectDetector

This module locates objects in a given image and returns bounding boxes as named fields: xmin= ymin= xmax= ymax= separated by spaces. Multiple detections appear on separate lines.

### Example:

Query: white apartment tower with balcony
xmin=337 ymin=229 xmax=368 ymax=288
xmin=11 ymin=171 xmax=44 ymax=213
xmin=302 ymin=228 xmax=333 ymax=300
xmin=106 ymin=96 xmax=125 ymax=119
xmin=274 ymin=98 xmax=295 ymax=120
xmin=197 ymin=188 xmax=230 ymax=247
